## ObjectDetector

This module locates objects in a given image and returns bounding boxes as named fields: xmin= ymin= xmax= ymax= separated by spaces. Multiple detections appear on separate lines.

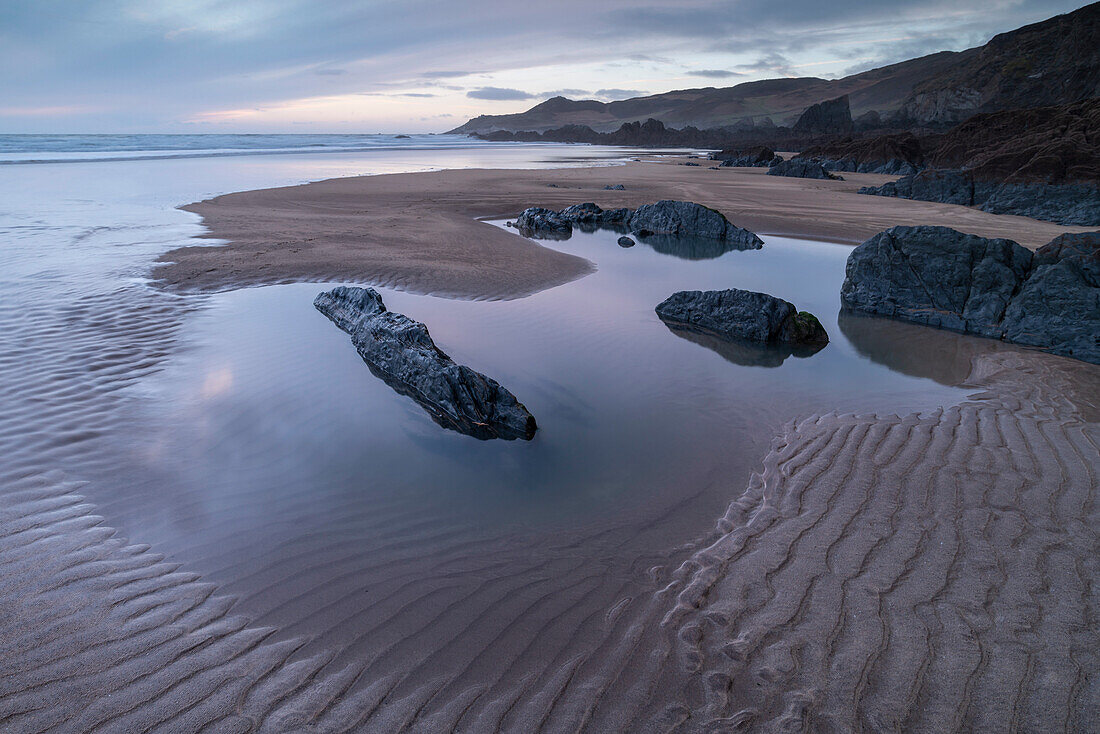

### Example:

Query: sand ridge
xmin=155 ymin=159 xmax=1093 ymax=299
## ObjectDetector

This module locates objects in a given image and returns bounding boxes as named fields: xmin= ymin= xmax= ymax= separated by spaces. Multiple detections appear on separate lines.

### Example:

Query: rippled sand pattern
xmin=650 ymin=352 xmax=1100 ymax=732
xmin=3 ymin=343 xmax=1097 ymax=732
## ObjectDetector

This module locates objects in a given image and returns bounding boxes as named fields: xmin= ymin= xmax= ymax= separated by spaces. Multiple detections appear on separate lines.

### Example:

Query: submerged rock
xmin=627 ymin=201 xmax=763 ymax=247
xmin=767 ymin=159 xmax=843 ymax=180
xmin=314 ymin=286 xmax=537 ymax=440
xmin=617 ymin=236 xmax=635 ymax=247
xmin=840 ymin=226 xmax=1100 ymax=363
xmin=655 ymin=288 xmax=828 ymax=348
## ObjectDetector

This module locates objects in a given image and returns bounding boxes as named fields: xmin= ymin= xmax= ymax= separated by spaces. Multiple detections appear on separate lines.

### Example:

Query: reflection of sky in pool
xmin=109 ymin=223 xmax=983 ymax=551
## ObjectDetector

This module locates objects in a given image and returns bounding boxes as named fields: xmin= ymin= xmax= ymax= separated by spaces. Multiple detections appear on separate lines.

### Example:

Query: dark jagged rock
xmin=512 ymin=201 xmax=763 ymax=255
xmin=655 ymin=288 xmax=828 ymax=349
xmin=792 ymin=95 xmax=853 ymax=136
xmin=617 ymin=236 xmax=635 ymax=247
xmin=627 ymin=201 xmax=763 ymax=247
xmin=859 ymin=100 xmax=1100 ymax=226
xmin=314 ymin=286 xmax=537 ymax=440
xmin=840 ymin=226 xmax=1100 ymax=363
xmin=860 ymin=168 xmax=973 ymax=204
xmin=1001 ymin=232 xmax=1100 ymax=362
xmin=840 ymin=226 xmax=1031 ymax=337
xmin=682 ymin=161 xmax=701 ymax=166
xmin=514 ymin=207 xmax=573 ymax=239
xmin=766 ymin=159 xmax=843 ymax=180
xmin=711 ymin=146 xmax=783 ymax=167
xmin=795 ymin=133 xmax=926 ymax=175
xmin=860 ymin=170 xmax=1100 ymax=226
xmin=604 ymin=184 xmax=626 ymax=190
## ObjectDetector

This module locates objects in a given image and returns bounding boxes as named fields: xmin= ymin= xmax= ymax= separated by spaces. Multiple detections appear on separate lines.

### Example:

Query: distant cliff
xmin=449 ymin=2 xmax=1099 ymax=135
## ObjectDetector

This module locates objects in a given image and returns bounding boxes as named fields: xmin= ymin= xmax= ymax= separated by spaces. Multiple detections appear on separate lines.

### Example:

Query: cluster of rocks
xmin=709 ymin=146 xmax=783 ymax=168
xmin=513 ymin=200 xmax=763 ymax=249
xmin=314 ymin=286 xmax=538 ymax=440
xmin=766 ymin=159 xmax=843 ymax=180
xmin=841 ymin=226 xmax=1100 ymax=364
xmin=794 ymin=132 xmax=926 ymax=175
xmin=860 ymin=171 xmax=1100 ymax=226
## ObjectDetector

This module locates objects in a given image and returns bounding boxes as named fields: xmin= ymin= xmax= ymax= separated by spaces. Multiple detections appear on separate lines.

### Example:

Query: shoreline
xmin=155 ymin=157 xmax=1092 ymax=299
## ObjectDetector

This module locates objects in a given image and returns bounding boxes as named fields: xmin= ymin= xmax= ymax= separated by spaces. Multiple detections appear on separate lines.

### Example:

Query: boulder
xmin=314 ymin=286 xmax=537 ymax=440
xmin=627 ymin=201 xmax=763 ymax=247
xmin=1001 ymin=232 xmax=1100 ymax=362
xmin=767 ymin=159 xmax=843 ymax=180
xmin=514 ymin=207 xmax=572 ymax=239
xmin=840 ymin=226 xmax=1032 ymax=337
xmin=617 ymin=236 xmax=635 ymax=247
xmin=604 ymin=184 xmax=626 ymax=190
xmin=655 ymin=288 xmax=828 ymax=347
xmin=840 ymin=226 xmax=1100 ymax=363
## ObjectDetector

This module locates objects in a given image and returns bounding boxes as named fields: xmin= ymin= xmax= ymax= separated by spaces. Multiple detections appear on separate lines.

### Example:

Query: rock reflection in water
xmin=839 ymin=309 xmax=1100 ymax=421
xmin=838 ymin=310 xmax=1007 ymax=386
xmin=662 ymin=323 xmax=827 ymax=368
xmin=637 ymin=233 xmax=762 ymax=260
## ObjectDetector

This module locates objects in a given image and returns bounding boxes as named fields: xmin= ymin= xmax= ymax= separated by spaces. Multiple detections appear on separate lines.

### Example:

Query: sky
xmin=0 ymin=0 xmax=1088 ymax=133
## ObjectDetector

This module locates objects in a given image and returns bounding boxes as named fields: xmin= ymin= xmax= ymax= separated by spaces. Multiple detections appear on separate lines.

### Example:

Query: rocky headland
xmin=857 ymin=99 xmax=1100 ymax=225
xmin=450 ymin=3 xmax=1099 ymax=137
xmin=314 ymin=286 xmax=537 ymax=439
xmin=841 ymin=226 xmax=1100 ymax=363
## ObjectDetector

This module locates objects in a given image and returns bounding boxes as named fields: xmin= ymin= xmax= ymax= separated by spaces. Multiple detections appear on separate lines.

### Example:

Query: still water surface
xmin=1 ymin=141 xmax=994 ymax=660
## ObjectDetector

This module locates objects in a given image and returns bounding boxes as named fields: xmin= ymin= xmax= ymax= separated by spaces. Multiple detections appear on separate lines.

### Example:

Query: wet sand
xmin=3 ymin=350 xmax=1097 ymax=732
xmin=4 ymin=158 xmax=1099 ymax=733
xmin=155 ymin=158 xmax=1091 ymax=298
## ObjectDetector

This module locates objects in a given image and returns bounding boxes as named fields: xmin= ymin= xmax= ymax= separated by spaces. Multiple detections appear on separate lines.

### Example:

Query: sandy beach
xmin=3 ymin=153 xmax=1098 ymax=733
xmin=156 ymin=157 xmax=1091 ymax=298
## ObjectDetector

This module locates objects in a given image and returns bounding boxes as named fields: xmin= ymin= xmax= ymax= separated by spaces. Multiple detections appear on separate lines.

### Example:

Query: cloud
xmin=0 ymin=0 xmax=1085 ymax=132
xmin=544 ymin=88 xmax=591 ymax=97
xmin=736 ymin=53 xmax=798 ymax=76
xmin=595 ymin=88 xmax=646 ymax=100
xmin=686 ymin=69 xmax=743 ymax=78
xmin=396 ymin=92 xmax=437 ymax=97
xmin=466 ymin=87 xmax=535 ymax=101
xmin=423 ymin=70 xmax=479 ymax=78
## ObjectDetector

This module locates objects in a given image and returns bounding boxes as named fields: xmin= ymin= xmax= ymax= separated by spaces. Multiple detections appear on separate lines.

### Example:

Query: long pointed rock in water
xmin=314 ymin=286 xmax=537 ymax=440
